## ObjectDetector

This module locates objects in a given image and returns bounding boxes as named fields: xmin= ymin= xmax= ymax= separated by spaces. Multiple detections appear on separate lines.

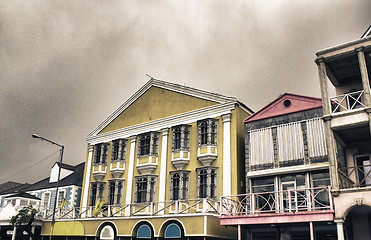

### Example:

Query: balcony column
xmin=158 ymin=128 xmax=169 ymax=215
xmin=125 ymin=135 xmax=137 ymax=216
xmin=81 ymin=144 xmax=94 ymax=217
xmin=222 ymin=113 xmax=232 ymax=196
xmin=356 ymin=47 xmax=371 ymax=107
xmin=335 ymin=219 xmax=345 ymax=240
xmin=316 ymin=58 xmax=331 ymax=116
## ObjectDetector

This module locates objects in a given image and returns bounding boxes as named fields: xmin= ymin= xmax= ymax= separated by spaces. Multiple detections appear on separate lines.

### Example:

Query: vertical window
xmin=94 ymin=143 xmax=109 ymax=164
xmin=198 ymin=119 xmax=218 ymax=146
xmin=138 ymin=132 xmax=159 ymax=157
xmin=170 ymin=171 xmax=190 ymax=200
xmin=111 ymin=139 xmax=127 ymax=162
xmin=173 ymin=128 xmax=181 ymax=150
xmin=90 ymin=183 xmax=97 ymax=206
xmin=43 ymin=192 xmax=50 ymax=208
xmin=196 ymin=167 xmax=217 ymax=199
xmin=135 ymin=176 xmax=157 ymax=203
xmin=199 ymin=170 xmax=207 ymax=198
xmin=172 ymin=173 xmax=180 ymax=200
xmin=90 ymin=182 xmax=105 ymax=206
xmin=57 ymin=190 xmax=65 ymax=208
xmin=108 ymin=180 xmax=124 ymax=205
xmin=172 ymin=125 xmax=191 ymax=151
xmin=94 ymin=145 xmax=102 ymax=164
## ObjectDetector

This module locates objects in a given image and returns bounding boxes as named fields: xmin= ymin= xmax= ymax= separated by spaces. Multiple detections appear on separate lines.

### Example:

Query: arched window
xmin=164 ymin=223 xmax=182 ymax=239
xmin=100 ymin=225 xmax=115 ymax=240
xmin=137 ymin=224 xmax=152 ymax=239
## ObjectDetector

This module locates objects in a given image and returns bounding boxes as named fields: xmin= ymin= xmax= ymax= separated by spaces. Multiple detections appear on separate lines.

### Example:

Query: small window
xmin=165 ymin=223 xmax=182 ymax=239
xmin=283 ymin=99 xmax=291 ymax=108
xmin=43 ymin=192 xmax=50 ymax=208
xmin=137 ymin=224 xmax=152 ymax=239
xmin=90 ymin=182 xmax=105 ymax=206
xmin=57 ymin=190 xmax=65 ymax=208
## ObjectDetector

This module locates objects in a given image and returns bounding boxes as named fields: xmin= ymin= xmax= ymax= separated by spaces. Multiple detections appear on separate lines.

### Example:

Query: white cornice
xmin=86 ymin=102 xmax=236 ymax=145
xmin=86 ymin=79 xmax=240 ymax=139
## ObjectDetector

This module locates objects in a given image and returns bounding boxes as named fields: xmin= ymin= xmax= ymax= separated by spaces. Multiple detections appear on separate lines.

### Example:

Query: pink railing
xmin=220 ymin=186 xmax=332 ymax=216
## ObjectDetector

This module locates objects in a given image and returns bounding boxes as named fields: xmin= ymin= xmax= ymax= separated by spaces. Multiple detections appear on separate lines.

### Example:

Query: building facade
xmin=315 ymin=26 xmax=371 ymax=240
xmin=41 ymin=79 xmax=253 ymax=239
xmin=220 ymin=93 xmax=336 ymax=239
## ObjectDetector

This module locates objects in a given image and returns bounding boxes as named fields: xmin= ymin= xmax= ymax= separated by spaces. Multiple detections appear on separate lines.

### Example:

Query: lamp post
xmin=32 ymin=134 xmax=64 ymax=240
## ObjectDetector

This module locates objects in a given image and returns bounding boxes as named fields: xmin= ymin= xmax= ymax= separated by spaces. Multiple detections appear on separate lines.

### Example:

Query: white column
xmin=81 ymin=145 xmax=94 ymax=217
xmin=158 ymin=128 xmax=169 ymax=214
xmin=11 ymin=226 xmax=16 ymax=240
xmin=309 ymin=222 xmax=314 ymax=240
xmin=335 ymin=219 xmax=345 ymax=240
xmin=222 ymin=113 xmax=232 ymax=196
xmin=125 ymin=135 xmax=137 ymax=216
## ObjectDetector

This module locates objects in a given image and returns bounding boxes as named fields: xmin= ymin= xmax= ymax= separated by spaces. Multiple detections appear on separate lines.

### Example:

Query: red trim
xmin=219 ymin=210 xmax=334 ymax=225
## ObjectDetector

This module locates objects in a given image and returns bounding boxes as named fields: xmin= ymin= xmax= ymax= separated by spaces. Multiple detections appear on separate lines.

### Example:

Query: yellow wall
xmin=100 ymin=87 xmax=218 ymax=134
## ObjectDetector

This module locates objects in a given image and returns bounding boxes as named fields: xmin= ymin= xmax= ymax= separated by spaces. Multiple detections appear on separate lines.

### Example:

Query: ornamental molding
xmin=87 ymin=103 xmax=234 ymax=145
xmin=86 ymin=79 xmax=241 ymax=139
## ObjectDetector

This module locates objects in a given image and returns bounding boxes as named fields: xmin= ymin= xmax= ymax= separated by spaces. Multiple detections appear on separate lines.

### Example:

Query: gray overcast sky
xmin=0 ymin=0 xmax=370 ymax=184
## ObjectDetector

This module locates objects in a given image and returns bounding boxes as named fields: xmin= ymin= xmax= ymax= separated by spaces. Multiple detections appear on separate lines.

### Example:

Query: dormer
xmin=49 ymin=162 xmax=76 ymax=183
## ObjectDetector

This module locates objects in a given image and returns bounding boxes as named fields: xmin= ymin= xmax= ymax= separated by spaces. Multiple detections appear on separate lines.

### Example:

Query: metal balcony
xmin=219 ymin=187 xmax=334 ymax=225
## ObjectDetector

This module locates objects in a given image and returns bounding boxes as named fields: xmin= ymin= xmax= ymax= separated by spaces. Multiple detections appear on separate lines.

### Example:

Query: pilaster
xmin=125 ymin=135 xmax=137 ymax=216
xmin=81 ymin=144 xmax=94 ymax=217
xmin=222 ymin=113 xmax=231 ymax=196
xmin=158 ymin=128 xmax=169 ymax=214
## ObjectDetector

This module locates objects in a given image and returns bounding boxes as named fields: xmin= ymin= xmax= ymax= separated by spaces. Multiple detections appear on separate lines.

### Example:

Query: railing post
xmin=288 ymin=190 xmax=292 ymax=212
xmin=251 ymin=193 xmax=255 ymax=214
xmin=328 ymin=186 xmax=333 ymax=210
xmin=307 ymin=189 xmax=312 ymax=211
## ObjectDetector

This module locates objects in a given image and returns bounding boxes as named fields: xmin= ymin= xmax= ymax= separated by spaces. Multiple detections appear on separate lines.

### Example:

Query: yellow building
xmin=42 ymin=78 xmax=253 ymax=239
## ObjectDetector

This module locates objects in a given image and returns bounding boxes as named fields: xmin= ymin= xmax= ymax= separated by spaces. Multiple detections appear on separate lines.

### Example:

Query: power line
xmin=0 ymin=150 xmax=60 ymax=183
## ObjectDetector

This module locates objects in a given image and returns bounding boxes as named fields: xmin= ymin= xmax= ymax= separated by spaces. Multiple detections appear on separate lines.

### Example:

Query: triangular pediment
xmin=245 ymin=93 xmax=322 ymax=123
xmin=87 ymin=79 xmax=239 ymax=138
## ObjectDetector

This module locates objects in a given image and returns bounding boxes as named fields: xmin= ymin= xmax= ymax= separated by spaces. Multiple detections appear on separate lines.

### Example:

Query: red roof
xmin=244 ymin=93 xmax=322 ymax=123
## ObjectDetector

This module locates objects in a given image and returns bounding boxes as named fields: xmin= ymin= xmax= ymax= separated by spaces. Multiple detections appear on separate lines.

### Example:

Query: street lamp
xmin=32 ymin=134 xmax=64 ymax=240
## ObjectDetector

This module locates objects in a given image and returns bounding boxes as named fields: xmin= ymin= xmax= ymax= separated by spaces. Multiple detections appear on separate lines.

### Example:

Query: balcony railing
xmin=36 ymin=198 xmax=219 ymax=220
xmin=338 ymin=164 xmax=371 ymax=189
xmin=220 ymin=187 xmax=333 ymax=217
xmin=330 ymin=90 xmax=365 ymax=113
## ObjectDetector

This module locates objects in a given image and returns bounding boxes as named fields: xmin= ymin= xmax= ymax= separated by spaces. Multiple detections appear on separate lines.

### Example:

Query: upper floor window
xmin=138 ymin=132 xmax=159 ymax=157
xmin=170 ymin=171 xmax=189 ymax=200
xmin=198 ymin=119 xmax=218 ymax=146
xmin=172 ymin=125 xmax=190 ymax=151
xmin=57 ymin=190 xmax=65 ymax=208
xmin=111 ymin=139 xmax=127 ymax=162
xmin=90 ymin=182 xmax=105 ymax=206
xmin=196 ymin=167 xmax=217 ymax=199
xmin=135 ymin=175 xmax=157 ymax=203
xmin=94 ymin=143 xmax=109 ymax=165
xmin=108 ymin=179 xmax=123 ymax=205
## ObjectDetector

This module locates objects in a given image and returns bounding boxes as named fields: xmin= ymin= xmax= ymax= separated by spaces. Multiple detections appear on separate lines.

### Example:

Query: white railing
xmin=220 ymin=186 xmax=333 ymax=216
xmin=330 ymin=90 xmax=364 ymax=113
xmin=36 ymin=198 xmax=219 ymax=220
